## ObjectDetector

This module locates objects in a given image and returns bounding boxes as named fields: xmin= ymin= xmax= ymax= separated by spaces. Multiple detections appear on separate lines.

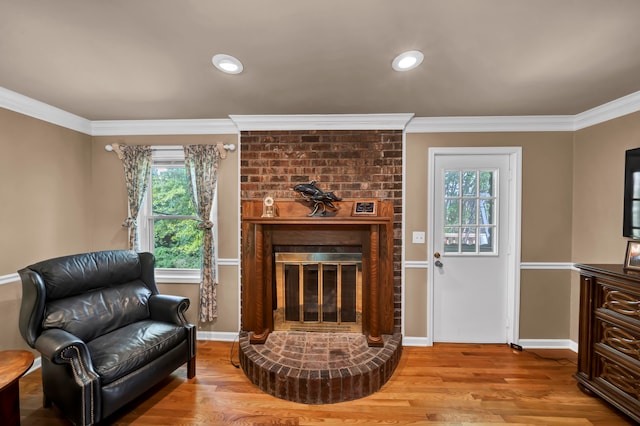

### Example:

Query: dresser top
xmin=575 ymin=263 xmax=640 ymax=283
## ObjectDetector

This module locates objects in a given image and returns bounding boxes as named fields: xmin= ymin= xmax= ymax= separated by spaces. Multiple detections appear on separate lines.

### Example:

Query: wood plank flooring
xmin=18 ymin=341 xmax=635 ymax=425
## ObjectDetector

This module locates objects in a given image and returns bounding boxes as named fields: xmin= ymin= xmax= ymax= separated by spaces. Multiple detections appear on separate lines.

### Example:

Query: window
xmin=443 ymin=169 xmax=498 ymax=255
xmin=138 ymin=146 xmax=217 ymax=280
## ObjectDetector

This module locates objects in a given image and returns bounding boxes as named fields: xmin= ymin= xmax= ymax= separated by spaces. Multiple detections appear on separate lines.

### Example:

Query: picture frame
xmin=624 ymin=240 xmax=640 ymax=271
xmin=351 ymin=200 xmax=377 ymax=216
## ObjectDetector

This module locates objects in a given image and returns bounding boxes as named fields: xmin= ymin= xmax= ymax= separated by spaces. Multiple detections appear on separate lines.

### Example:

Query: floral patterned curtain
xmin=112 ymin=143 xmax=152 ymax=251
xmin=184 ymin=144 xmax=221 ymax=322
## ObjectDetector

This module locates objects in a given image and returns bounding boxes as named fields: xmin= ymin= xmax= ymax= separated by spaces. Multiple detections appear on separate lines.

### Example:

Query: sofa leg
xmin=187 ymin=356 xmax=196 ymax=379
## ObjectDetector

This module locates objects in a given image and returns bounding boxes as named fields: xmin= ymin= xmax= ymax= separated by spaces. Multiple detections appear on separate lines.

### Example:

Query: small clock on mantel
xmin=351 ymin=200 xmax=377 ymax=216
xmin=262 ymin=195 xmax=277 ymax=218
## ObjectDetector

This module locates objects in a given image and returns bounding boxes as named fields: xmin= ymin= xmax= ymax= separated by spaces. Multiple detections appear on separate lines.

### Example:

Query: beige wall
xmin=0 ymin=120 xmax=241 ymax=352
xmin=405 ymin=132 xmax=574 ymax=339
xmin=570 ymin=110 xmax=640 ymax=342
xmin=0 ymin=108 xmax=93 ymax=352
xmin=572 ymin=112 xmax=640 ymax=263
xmin=519 ymin=270 xmax=571 ymax=339
xmin=3 ymin=105 xmax=640 ymax=351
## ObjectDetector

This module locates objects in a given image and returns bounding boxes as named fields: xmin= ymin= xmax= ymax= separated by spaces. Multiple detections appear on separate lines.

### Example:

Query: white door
xmin=429 ymin=149 xmax=519 ymax=344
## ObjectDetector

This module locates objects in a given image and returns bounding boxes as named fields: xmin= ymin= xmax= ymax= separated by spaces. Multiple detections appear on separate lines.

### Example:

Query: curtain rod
xmin=104 ymin=143 xmax=236 ymax=159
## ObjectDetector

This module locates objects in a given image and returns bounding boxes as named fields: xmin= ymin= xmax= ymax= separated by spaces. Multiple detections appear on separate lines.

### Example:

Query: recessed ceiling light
xmin=212 ymin=54 xmax=243 ymax=75
xmin=392 ymin=50 xmax=424 ymax=72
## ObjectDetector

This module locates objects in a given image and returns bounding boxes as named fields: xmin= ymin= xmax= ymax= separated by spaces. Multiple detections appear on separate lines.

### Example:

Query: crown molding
xmin=574 ymin=90 xmax=640 ymax=130
xmin=91 ymin=119 xmax=238 ymax=136
xmin=405 ymin=115 xmax=575 ymax=133
xmin=3 ymin=85 xmax=640 ymax=135
xmin=0 ymin=87 xmax=92 ymax=134
xmin=229 ymin=113 xmax=415 ymax=131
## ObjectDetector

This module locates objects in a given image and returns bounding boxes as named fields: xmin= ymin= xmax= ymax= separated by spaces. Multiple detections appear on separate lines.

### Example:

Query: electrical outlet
xmin=412 ymin=231 xmax=425 ymax=244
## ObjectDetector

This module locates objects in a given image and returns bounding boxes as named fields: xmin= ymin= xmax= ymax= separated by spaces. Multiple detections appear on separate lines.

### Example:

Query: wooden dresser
xmin=575 ymin=264 xmax=640 ymax=423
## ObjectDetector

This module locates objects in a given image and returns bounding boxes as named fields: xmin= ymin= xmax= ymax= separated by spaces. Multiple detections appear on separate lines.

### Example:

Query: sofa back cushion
xmin=30 ymin=250 xmax=142 ymax=300
xmin=43 ymin=281 xmax=152 ymax=342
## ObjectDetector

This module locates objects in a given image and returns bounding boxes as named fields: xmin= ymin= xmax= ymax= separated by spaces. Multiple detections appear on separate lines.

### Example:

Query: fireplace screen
xmin=274 ymin=252 xmax=362 ymax=333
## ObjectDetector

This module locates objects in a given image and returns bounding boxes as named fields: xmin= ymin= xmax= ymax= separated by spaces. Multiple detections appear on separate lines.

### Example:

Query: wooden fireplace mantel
xmin=241 ymin=199 xmax=395 ymax=347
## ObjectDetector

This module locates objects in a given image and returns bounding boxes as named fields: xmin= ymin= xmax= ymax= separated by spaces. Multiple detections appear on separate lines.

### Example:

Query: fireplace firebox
xmin=274 ymin=252 xmax=363 ymax=333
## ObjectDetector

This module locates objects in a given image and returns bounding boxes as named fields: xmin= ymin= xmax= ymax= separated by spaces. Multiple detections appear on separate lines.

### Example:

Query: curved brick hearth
xmin=238 ymin=331 xmax=402 ymax=404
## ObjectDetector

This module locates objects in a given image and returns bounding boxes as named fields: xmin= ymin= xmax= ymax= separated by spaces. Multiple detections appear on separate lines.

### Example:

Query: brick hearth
xmin=239 ymin=331 xmax=403 ymax=404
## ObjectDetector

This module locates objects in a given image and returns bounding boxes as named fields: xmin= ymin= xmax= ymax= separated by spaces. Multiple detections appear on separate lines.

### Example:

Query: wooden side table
xmin=0 ymin=350 xmax=34 ymax=426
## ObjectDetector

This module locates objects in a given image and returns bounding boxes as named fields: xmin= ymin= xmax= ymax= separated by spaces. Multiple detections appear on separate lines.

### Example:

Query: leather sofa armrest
xmin=35 ymin=329 xmax=98 ymax=376
xmin=149 ymin=294 xmax=190 ymax=325
xmin=35 ymin=329 xmax=101 ymax=425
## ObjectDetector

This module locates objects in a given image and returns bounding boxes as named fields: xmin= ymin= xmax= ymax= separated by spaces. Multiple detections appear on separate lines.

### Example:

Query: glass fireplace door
xmin=275 ymin=253 xmax=362 ymax=333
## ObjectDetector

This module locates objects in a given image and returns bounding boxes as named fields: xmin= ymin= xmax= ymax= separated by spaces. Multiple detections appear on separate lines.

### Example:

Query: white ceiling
xmin=2 ymin=0 xmax=640 ymax=121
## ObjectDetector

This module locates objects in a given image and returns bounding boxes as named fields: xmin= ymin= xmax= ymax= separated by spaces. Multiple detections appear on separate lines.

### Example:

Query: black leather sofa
xmin=18 ymin=250 xmax=196 ymax=425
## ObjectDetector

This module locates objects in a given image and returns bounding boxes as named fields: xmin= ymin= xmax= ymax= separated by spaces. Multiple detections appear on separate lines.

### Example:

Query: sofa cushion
xmin=43 ymin=282 xmax=152 ymax=341
xmin=87 ymin=320 xmax=187 ymax=385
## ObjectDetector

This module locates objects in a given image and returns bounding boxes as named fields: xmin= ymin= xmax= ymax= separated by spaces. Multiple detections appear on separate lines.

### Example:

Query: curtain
xmin=184 ymin=144 xmax=221 ymax=322
xmin=112 ymin=143 xmax=152 ymax=251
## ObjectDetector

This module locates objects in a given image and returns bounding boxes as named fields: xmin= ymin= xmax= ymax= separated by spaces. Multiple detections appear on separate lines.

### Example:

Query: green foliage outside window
xmin=151 ymin=167 xmax=203 ymax=268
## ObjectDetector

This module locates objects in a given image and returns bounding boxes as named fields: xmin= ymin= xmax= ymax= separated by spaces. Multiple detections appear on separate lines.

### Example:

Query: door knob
xmin=434 ymin=252 xmax=441 ymax=259
xmin=434 ymin=260 xmax=443 ymax=267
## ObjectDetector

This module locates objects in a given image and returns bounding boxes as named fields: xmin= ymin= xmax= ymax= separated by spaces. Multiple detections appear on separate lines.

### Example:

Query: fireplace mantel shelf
xmin=243 ymin=216 xmax=391 ymax=225
xmin=242 ymin=199 xmax=391 ymax=224
xmin=241 ymin=199 xmax=395 ymax=347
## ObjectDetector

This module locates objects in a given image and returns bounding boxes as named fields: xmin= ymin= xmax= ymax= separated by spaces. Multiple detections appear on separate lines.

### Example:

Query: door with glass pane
xmin=432 ymin=153 xmax=510 ymax=343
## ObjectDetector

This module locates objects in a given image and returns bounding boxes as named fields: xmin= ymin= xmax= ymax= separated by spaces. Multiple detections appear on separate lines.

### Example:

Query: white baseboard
xmin=403 ymin=336 xmax=432 ymax=347
xmin=519 ymin=339 xmax=578 ymax=352
xmin=196 ymin=331 xmax=240 ymax=342
xmin=402 ymin=336 xmax=578 ymax=352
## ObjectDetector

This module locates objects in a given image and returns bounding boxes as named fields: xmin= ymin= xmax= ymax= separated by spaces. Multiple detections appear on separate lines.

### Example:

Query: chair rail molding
xmin=0 ymin=272 xmax=19 ymax=286
xmin=402 ymin=261 xmax=574 ymax=270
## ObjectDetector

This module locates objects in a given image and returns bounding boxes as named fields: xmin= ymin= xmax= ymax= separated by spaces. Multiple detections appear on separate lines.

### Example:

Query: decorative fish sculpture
xmin=292 ymin=180 xmax=342 ymax=216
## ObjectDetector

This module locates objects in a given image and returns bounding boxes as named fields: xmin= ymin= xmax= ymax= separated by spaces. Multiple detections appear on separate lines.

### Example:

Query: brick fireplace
xmin=239 ymin=130 xmax=403 ymax=403
xmin=240 ymin=129 xmax=403 ymax=331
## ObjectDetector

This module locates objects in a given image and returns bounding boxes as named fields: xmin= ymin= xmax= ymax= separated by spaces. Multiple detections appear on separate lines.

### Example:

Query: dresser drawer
xmin=600 ymin=283 xmax=640 ymax=322
xmin=595 ymin=353 xmax=640 ymax=407
xmin=594 ymin=321 xmax=640 ymax=403
xmin=596 ymin=317 xmax=640 ymax=363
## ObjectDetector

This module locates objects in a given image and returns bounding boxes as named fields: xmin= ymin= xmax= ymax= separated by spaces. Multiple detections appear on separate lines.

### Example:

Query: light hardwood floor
xmin=19 ymin=341 xmax=635 ymax=425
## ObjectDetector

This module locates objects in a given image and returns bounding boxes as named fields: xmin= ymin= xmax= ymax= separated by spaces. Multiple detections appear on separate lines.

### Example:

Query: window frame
xmin=442 ymin=168 xmax=499 ymax=256
xmin=138 ymin=145 xmax=218 ymax=283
